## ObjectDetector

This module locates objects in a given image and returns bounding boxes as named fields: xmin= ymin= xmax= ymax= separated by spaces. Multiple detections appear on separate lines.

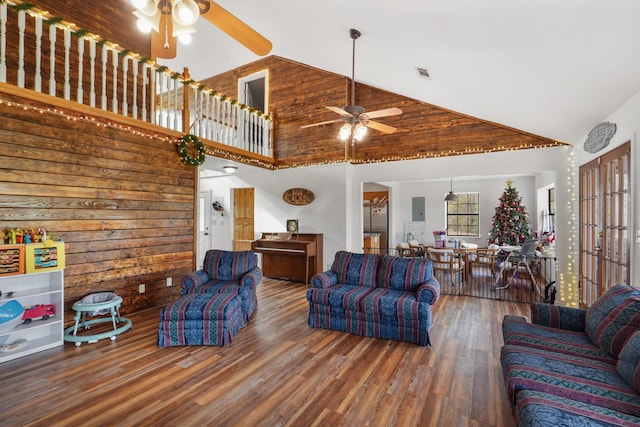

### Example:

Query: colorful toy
xmin=22 ymin=304 xmax=55 ymax=324
xmin=0 ymin=300 xmax=25 ymax=333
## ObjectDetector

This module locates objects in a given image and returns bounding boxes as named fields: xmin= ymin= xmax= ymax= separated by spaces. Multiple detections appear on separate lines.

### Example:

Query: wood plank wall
xmin=200 ymin=56 xmax=566 ymax=168
xmin=0 ymin=88 xmax=194 ymax=323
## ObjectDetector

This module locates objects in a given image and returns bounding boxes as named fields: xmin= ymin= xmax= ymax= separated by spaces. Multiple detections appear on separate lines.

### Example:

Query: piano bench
xmin=158 ymin=293 xmax=243 ymax=347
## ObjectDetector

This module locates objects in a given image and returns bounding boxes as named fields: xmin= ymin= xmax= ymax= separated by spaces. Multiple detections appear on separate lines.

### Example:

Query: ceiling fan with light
xmin=301 ymin=28 xmax=402 ymax=142
xmin=131 ymin=0 xmax=272 ymax=60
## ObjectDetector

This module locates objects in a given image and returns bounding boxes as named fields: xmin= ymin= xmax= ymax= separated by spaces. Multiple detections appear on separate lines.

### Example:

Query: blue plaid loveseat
xmin=501 ymin=284 xmax=640 ymax=426
xmin=181 ymin=249 xmax=263 ymax=323
xmin=307 ymin=251 xmax=440 ymax=347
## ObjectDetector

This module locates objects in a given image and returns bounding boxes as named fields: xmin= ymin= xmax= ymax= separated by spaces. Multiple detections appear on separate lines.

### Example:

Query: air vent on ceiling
xmin=417 ymin=67 xmax=431 ymax=79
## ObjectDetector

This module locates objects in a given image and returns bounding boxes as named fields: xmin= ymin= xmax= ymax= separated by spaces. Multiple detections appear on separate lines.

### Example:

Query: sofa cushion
xmin=516 ymin=390 xmax=640 ymax=427
xmin=331 ymin=251 xmax=380 ymax=287
xmin=307 ymin=284 xmax=375 ymax=311
xmin=585 ymin=284 xmax=640 ymax=358
xmin=502 ymin=315 xmax=615 ymax=365
xmin=376 ymin=255 xmax=432 ymax=291
xmin=359 ymin=288 xmax=430 ymax=322
xmin=501 ymin=344 xmax=640 ymax=416
xmin=531 ymin=303 xmax=586 ymax=332
xmin=617 ymin=330 xmax=640 ymax=393
xmin=203 ymin=250 xmax=257 ymax=281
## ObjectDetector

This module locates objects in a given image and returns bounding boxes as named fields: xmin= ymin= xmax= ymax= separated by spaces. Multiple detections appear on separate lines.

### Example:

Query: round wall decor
xmin=283 ymin=188 xmax=315 ymax=206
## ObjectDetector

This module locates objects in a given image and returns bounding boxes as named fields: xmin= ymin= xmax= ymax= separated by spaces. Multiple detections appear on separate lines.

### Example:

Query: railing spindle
xmin=76 ymin=36 xmax=84 ymax=103
xmin=121 ymin=54 xmax=128 ymax=116
xmin=17 ymin=9 xmax=24 ymax=88
xmin=101 ymin=43 xmax=107 ymax=110
xmin=34 ymin=15 xmax=42 ymax=92
xmin=0 ymin=2 xmax=6 ymax=83
xmin=111 ymin=48 xmax=118 ymax=113
xmin=63 ymin=28 xmax=70 ymax=100
xmin=149 ymin=65 xmax=156 ymax=125
xmin=142 ymin=62 xmax=148 ymax=122
xmin=89 ymin=39 xmax=96 ymax=107
xmin=48 ymin=23 xmax=55 ymax=96
xmin=132 ymin=58 xmax=138 ymax=119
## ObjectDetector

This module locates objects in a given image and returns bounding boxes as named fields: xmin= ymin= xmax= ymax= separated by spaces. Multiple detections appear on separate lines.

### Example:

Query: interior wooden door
xmin=233 ymin=188 xmax=255 ymax=251
xmin=579 ymin=142 xmax=630 ymax=307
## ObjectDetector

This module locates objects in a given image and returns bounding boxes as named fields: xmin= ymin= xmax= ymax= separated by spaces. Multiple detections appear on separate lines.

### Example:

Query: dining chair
xmin=426 ymin=247 xmax=465 ymax=287
xmin=469 ymin=244 xmax=500 ymax=277
xmin=408 ymin=239 xmax=426 ymax=257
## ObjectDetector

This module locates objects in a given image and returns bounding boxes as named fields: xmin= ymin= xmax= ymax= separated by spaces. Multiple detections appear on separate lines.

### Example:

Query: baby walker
xmin=64 ymin=292 xmax=132 ymax=346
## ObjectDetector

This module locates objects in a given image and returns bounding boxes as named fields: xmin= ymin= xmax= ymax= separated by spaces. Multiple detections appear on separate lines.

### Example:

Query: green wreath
xmin=177 ymin=134 xmax=206 ymax=166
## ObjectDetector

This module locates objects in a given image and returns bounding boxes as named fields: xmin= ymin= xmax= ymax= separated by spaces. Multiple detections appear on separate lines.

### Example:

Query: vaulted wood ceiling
xmin=199 ymin=56 xmax=566 ymax=168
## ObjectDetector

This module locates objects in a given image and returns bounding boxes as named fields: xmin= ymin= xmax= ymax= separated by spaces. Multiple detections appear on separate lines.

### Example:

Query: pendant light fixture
xmin=444 ymin=177 xmax=457 ymax=201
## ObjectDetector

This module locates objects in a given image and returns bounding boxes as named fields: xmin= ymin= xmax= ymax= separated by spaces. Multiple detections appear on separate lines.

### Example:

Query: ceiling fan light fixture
xmin=136 ymin=18 xmax=153 ymax=34
xmin=172 ymin=19 xmax=196 ymax=38
xmin=173 ymin=0 xmax=200 ymax=26
xmin=131 ymin=0 xmax=151 ymax=11
xmin=338 ymin=123 xmax=352 ymax=141
xmin=133 ymin=0 xmax=159 ymax=16
xmin=354 ymin=123 xmax=368 ymax=141
xmin=178 ymin=33 xmax=193 ymax=45
xmin=133 ymin=9 xmax=161 ymax=33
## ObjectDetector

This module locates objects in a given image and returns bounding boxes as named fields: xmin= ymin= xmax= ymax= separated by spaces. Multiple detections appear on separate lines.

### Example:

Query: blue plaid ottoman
xmin=158 ymin=292 xmax=242 ymax=347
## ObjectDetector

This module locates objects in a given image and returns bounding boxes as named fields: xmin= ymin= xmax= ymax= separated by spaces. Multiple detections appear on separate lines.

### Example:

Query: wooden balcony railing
xmin=0 ymin=0 xmax=273 ymax=158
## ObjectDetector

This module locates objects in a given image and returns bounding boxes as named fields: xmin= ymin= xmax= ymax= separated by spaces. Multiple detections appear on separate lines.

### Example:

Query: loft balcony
xmin=0 ymin=0 xmax=273 ymax=163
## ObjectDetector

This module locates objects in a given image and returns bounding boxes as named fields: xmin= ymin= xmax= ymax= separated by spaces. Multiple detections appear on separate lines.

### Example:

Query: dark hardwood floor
xmin=0 ymin=278 xmax=528 ymax=426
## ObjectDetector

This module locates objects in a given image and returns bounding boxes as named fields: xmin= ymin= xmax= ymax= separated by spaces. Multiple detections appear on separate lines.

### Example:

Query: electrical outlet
xmin=166 ymin=277 xmax=172 ymax=287
xmin=138 ymin=283 xmax=145 ymax=293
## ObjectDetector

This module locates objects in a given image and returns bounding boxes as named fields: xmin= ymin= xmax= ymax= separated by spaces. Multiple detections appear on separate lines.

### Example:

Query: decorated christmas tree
xmin=488 ymin=180 xmax=533 ymax=245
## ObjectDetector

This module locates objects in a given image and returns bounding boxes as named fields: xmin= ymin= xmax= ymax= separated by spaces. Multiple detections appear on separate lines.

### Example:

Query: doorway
xmin=579 ymin=142 xmax=631 ymax=307
xmin=197 ymin=190 xmax=212 ymax=267
xmin=238 ymin=70 xmax=268 ymax=113
xmin=233 ymin=188 xmax=255 ymax=251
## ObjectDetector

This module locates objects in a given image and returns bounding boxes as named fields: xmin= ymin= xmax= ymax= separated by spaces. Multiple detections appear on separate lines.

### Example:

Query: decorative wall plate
xmin=282 ymin=188 xmax=315 ymax=206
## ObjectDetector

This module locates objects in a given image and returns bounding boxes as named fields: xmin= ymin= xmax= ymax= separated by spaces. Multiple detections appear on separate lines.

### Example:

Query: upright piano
xmin=251 ymin=233 xmax=323 ymax=284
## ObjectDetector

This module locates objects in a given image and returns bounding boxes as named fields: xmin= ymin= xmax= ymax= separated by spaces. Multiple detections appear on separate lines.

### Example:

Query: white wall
xmin=388 ymin=175 xmax=537 ymax=249
xmin=200 ymin=163 xmax=348 ymax=271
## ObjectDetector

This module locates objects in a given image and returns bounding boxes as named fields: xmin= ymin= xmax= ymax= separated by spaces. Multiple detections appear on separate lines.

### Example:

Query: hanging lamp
xmin=444 ymin=177 xmax=457 ymax=201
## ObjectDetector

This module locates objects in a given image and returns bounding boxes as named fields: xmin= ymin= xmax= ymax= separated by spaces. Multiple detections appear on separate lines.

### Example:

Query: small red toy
xmin=22 ymin=304 xmax=55 ymax=324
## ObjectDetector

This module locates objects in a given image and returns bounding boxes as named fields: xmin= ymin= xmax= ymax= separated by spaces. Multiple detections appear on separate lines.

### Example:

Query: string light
xmin=559 ymin=146 xmax=579 ymax=307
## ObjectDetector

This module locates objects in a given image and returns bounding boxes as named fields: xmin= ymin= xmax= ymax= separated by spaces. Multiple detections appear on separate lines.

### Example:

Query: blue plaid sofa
xmin=307 ymin=251 xmax=440 ymax=347
xmin=501 ymin=284 xmax=640 ymax=426
xmin=180 ymin=249 xmax=263 ymax=323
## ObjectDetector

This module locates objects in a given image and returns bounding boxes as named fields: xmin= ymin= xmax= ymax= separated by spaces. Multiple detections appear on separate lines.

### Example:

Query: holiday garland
xmin=177 ymin=134 xmax=206 ymax=166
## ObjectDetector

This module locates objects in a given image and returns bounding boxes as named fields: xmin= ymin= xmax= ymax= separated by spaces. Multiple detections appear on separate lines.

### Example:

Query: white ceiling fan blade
xmin=326 ymin=106 xmax=352 ymax=117
xmin=365 ymin=120 xmax=397 ymax=134
xmin=300 ymin=118 xmax=343 ymax=129
xmin=365 ymin=107 xmax=402 ymax=119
